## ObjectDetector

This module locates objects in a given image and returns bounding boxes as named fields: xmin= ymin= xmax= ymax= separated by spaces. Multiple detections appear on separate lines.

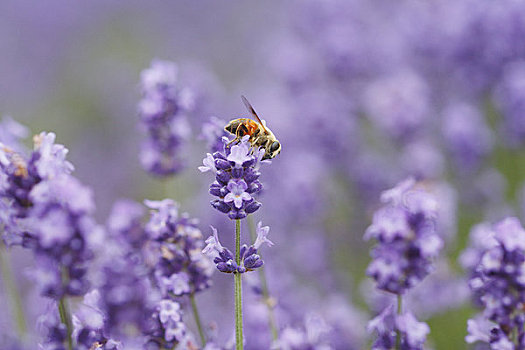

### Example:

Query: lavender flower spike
xmin=144 ymin=198 xmax=213 ymax=295
xmin=138 ymin=59 xmax=193 ymax=177
xmin=466 ymin=217 xmax=525 ymax=349
xmin=365 ymin=178 xmax=442 ymax=295
xmin=200 ymin=136 xmax=268 ymax=220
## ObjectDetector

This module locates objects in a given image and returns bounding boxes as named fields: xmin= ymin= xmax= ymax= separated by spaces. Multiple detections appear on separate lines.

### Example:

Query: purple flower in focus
xmin=203 ymin=223 xmax=273 ymax=274
xmin=365 ymin=178 xmax=442 ymax=295
xmin=200 ymin=136 xmax=268 ymax=220
xmin=224 ymin=180 xmax=252 ymax=209
xmin=138 ymin=60 xmax=193 ymax=177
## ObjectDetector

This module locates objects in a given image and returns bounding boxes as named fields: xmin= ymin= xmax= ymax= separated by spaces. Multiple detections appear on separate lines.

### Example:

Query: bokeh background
xmin=2 ymin=0 xmax=525 ymax=348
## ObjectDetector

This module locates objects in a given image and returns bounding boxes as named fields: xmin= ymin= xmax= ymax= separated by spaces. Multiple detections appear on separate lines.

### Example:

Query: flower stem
xmin=235 ymin=219 xmax=243 ymax=350
xmin=58 ymin=296 xmax=73 ymax=350
xmin=247 ymin=216 xmax=279 ymax=342
xmin=396 ymin=295 xmax=402 ymax=350
xmin=0 ymin=243 xmax=27 ymax=341
xmin=190 ymin=293 xmax=206 ymax=346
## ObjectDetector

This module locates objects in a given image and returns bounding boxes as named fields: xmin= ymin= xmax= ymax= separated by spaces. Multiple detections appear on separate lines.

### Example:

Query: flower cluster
xmin=0 ymin=131 xmax=95 ymax=300
xmin=95 ymin=200 xmax=152 ymax=340
xmin=367 ymin=305 xmax=430 ymax=350
xmin=138 ymin=59 xmax=193 ymax=176
xmin=199 ymin=136 xmax=268 ymax=220
xmin=364 ymin=178 xmax=442 ymax=294
xmin=365 ymin=178 xmax=441 ymax=349
xmin=144 ymin=199 xmax=214 ymax=296
xmin=203 ymin=222 xmax=273 ymax=274
xmin=145 ymin=299 xmax=188 ymax=348
xmin=26 ymin=174 xmax=98 ymax=298
xmin=466 ymin=217 xmax=525 ymax=349
xmin=72 ymin=290 xmax=121 ymax=350
xmin=0 ymin=132 xmax=74 ymax=245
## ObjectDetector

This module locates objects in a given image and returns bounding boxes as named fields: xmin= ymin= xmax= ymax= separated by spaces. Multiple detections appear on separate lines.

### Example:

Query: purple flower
xmin=495 ymin=61 xmax=525 ymax=147
xmin=24 ymin=175 xmax=97 ymax=298
xmin=138 ymin=60 xmax=193 ymax=177
xmin=224 ymin=180 xmax=252 ymax=209
xmin=203 ymin=224 xmax=273 ymax=274
xmin=442 ymin=103 xmax=493 ymax=172
xmin=95 ymin=200 xmax=156 ymax=341
xmin=157 ymin=299 xmax=185 ymax=342
xmin=367 ymin=304 xmax=430 ymax=350
xmin=253 ymin=221 xmax=274 ymax=249
xmin=144 ymin=199 xmax=213 ymax=295
xmin=106 ymin=199 xmax=146 ymax=248
xmin=32 ymin=132 xmax=74 ymax=180
xmin=272 ymin=314 xmax=332 ymax=350
xmin=72 ymin=290 xmax=122 ymax=350
xmin=200 ymin=136 xmax=268 ymax=220
xmin=466 ymin=217 xmax=525 ymax=348
xmin=0 ymin=131 xmax=74 ymax=245
xmin=365 ymin=178 xmax=442 ymax=294
xmin=363 ymin=70 xmax=430 ymax=143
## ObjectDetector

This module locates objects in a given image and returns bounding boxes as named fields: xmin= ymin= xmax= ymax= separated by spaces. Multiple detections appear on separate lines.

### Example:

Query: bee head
xmin=262 ymin=140 xmax=281 ymax=160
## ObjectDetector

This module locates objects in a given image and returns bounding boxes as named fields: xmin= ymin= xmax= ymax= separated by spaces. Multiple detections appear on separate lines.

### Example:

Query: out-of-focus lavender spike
xmin=367 ymin=304 xmax=430 ymax=350
xmin=138 ymin=59 xmax=193 ymax=177
xmin=363 ymin=70 xmax=430 ymax=144
xmin=144 ymin=198 xmax=213 ymax=294
xmin=365 ymin=178 xmax=442 ymax=295
xmin=442 ymin=103 xmax=493 ymax=173
xmin=0 ymin=132 xmax=74 ymax=246
xmin=271 ymin=313 xmax=332 ymax=350
xmin=26 ymin=174 xmax=96 ymax=298
xmin=495 ymin=61 xmax=525 ymax=148
xmin=466 ymin=217 xmax=525 ymax=349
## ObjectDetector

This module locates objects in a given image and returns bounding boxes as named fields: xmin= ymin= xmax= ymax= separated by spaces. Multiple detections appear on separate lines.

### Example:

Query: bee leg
xmin=236 ymin=123 xmax=250 ymax=138
xmin=226 ymin=137 xmax=240 ymax=147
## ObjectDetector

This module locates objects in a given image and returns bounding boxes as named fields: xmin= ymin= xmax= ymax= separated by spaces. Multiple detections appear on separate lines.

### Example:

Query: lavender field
xmin=1 ymin=0 xmax=525 ymax=349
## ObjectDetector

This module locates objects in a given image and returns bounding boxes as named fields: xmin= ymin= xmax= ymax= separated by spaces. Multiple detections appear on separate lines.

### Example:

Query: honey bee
xmin=224 ymin=96 xmax=281 ymax=160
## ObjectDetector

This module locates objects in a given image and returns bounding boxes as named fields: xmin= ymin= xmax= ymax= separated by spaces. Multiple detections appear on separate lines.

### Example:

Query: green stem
xmin=58 ymin=296 xmax=73 ymax=350
xmin=235 ymin=219 xmax=244 ymax=350
xmin=0 ymin=243 xmax=27 ymax=340
xmin=247 ymin=216 xmax=279 ymax=342
xmin=396 ymin=295 xmax=402 ymax=350
xmin=190 ymin=293 xmax=206 ymax=346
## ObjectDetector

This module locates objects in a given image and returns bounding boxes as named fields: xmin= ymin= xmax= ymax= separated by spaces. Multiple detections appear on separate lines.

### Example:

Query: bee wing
xmin=241 ymin=95 xmax=268 ymax=132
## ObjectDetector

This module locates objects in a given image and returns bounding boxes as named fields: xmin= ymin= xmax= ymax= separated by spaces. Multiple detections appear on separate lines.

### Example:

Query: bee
xmin=224 ymin=96 xmax=281 ymax=160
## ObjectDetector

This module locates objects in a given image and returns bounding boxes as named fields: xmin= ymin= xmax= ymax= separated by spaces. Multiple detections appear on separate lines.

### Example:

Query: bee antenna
xmin=241 ymin=95 xmax=268 ymax=133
